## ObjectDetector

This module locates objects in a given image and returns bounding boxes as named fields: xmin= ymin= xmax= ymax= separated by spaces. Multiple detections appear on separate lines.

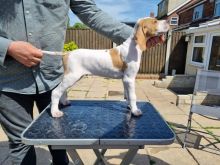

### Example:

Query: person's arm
xmin=0 ymin=36 xmax=43 ymax=67
xmin=0 ymin=37 xmax=12 ymax=66
xmin=7 ymin=41 xmax=43 ymax=67
xmin=70 ymin=0 xmax=133 ymax=45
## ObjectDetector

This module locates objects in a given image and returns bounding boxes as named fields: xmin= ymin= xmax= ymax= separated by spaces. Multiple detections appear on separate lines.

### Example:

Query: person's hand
xmin=7 ymin=41 xmax=43 ymax=67
xmin=146 ymin=34 xmax=166 ymax=48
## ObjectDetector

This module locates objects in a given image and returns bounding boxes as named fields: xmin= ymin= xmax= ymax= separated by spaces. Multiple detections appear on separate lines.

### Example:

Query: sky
xmin=68 ymin=0 xmax=161 ymax=26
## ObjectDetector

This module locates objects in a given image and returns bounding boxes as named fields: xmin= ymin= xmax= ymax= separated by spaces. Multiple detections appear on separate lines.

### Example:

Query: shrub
xmin=63 ymin=41 xmax=78 ymax=51
xmin=68 ymin=23 xmax=88 ymax=29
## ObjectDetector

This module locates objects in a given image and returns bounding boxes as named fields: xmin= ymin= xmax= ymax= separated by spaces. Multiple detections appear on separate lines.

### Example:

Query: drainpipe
xmin=165 ymin=30 xmax=172 ymax=75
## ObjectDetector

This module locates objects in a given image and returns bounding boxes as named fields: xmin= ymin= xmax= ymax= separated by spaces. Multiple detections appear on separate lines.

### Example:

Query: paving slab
xmin=104 ymin=149 xmax=150 ymax=165
xmin=86 ymin=91 xmax=107 ymax=98
xmin=184 ymin=128 xmax=220 ymax=151
xmin=150 ymin=101 xmax=185 ymax=115
xmin=0 ymin=126 xmax=8 ymax=141
xmin=1 ymin=76 xmax=220 ymax=165
xmin=146 ymin=147 xmax=197 ymax=165
xmin=163 ymin=114 xmax=201 ymax=130
xmin=192 ymin=114 xmax=220 ymax=128
xmin=146 ymin=138 xmax=183 ymax=148
xmin=68 ymin=91 xmax=87 ymax=99
xmin=187 ymin=148 xmax=220 ymax=165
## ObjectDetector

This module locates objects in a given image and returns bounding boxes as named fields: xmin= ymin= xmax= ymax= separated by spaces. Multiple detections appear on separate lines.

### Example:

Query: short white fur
xmin=46 ymin=17 xmax=169 ymax=118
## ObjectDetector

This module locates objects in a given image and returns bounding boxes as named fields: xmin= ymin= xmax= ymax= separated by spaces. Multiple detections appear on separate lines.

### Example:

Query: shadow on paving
xmin=99 ymin=150 xmax=170 ymax=165
xmin=167 ymin=122 xmax=220 ymax=156
xmin=0 ymin=141 xmax=74 ymax=165
xmin=0 ymin=140 xmax=170 ymax=165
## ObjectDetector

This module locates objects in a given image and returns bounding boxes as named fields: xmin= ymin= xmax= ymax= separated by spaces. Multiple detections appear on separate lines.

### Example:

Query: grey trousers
xmin=0 ymin=91 xmax=69 ymax=165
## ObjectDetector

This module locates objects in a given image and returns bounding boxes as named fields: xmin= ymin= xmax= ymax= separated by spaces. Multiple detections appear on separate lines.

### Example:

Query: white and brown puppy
xmin=44 ymin=17 xmax=169 ymax=118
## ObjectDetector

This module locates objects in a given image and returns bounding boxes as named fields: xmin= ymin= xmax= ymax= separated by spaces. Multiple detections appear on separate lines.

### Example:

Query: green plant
xmin=63 ymin=41 xmax=78 ymax=51
xmin=68 ymin=22 xmax=88 ymax=29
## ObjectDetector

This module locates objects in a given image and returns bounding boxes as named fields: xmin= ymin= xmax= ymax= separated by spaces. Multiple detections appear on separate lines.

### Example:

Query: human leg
xmin=0 ymin=92 xmax=36 ymax=165
xmin=34 ymin=90 xmax=69 ymax=165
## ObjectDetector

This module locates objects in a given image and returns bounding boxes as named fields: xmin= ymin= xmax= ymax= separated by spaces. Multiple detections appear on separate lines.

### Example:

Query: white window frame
xmin=170 ymin=17 xmax=178 ymax=25
xmin=206 ymin=32 xmax=220 ymax=70
xmin=190 ymin=34 xmax=207 ymax=67
xmin=214 ymin=0 xmax=220 ymax=17
xmin=193 ymin=4 xmax=204 ymax=21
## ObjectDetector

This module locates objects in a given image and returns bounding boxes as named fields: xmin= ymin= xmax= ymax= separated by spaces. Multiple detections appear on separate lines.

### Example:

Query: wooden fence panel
xmin=139 ymin=43 xmax=167 ymax=74
xmin=65 ymin=29 xmax=112 ymax=49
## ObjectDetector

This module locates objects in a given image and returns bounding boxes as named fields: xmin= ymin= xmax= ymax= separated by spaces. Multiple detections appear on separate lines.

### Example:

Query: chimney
xmin=150 ymin=12 xmax=155 ymax=17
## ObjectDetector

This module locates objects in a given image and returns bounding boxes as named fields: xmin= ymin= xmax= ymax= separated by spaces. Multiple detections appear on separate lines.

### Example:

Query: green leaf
xmin=63 ymin=41 xmax=78 ymax=51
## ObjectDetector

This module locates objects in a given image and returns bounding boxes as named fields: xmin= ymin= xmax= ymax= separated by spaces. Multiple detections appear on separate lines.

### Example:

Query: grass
xmin=203 ymin=126 xmax=220 ymax=129
xmin=204 ymin=128 xmax=220 ymax=143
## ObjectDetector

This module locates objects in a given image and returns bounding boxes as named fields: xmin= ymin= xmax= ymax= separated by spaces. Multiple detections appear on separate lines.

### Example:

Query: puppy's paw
xmin=51 ymin=110 xmax=64 ymax=118
xmin=131 ymin=109 xmax=143 ymax=117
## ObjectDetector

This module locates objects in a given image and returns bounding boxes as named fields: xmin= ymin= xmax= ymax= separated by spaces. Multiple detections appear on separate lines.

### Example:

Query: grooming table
xmin=22 ymin=100 xmax=175 ymax=165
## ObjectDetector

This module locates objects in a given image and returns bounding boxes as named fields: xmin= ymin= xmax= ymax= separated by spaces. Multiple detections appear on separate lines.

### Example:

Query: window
xmin=192 ymin=47 xmax=204 ymax=63
xmin=191 ymin=35 xmax=206 ymax=65
xmin=214 ymin=0 xmax=220 ymax=17
xmin=193 ymin=4 xmax=204 ymax=21
xmin=159 ymin=0 xmax=166 ymax=13
xmin=208 ymin=36 xmax=220 ymax=70
xmin=170 ymin=17 xmax=178 ymax=25
xmin=158 ymin=0 xmax=167 ymax=17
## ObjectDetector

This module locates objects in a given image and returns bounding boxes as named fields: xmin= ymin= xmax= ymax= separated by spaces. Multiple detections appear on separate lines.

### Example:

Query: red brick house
xmin=176 ymin=0 xmax=217 ymax=30
xmin=157 ymin=0 xmax=191 ymax=28
xmin=172 ymin=0 xmax=220 ymax=75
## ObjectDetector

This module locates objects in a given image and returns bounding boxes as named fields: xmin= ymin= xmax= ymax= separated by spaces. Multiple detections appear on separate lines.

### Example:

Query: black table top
xmin=22 ymin=100 xmax=175 ymax=146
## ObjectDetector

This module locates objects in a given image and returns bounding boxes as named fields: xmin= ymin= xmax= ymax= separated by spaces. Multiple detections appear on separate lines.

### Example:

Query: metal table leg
xmin=120 ymin=148 xmax=139 ymax=165
xmin=67 ymin=149 xmax=84 ymax=165
xmin=93 ymin=149 xmax=108 ymax=165
xmin=52 ymin=145 xmax=141 ymax=165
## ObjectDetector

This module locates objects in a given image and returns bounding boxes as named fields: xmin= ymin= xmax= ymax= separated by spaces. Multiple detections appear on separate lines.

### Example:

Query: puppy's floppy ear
xmin=133 ymin=21 xmax=147 ymax=51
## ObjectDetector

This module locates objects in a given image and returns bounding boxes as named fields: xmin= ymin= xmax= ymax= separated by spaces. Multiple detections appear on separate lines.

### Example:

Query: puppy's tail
xmin=42 ymin=50 xmax=68 ymax=56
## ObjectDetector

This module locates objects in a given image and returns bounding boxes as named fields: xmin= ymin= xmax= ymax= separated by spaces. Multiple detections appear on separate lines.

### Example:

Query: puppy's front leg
xmin=60 ymin=91 xmax=71 ymax=106
xmin=51 ymin=84 xmax=65 ymax=118
xmin=123 ymin=77 xmax=142 ymax=116
xmin=123 ymin=80 xmax=128 ymax=100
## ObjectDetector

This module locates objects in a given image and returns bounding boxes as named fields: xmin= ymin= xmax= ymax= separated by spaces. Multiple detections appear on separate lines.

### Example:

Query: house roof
xmin=187 ymin=18 xmax=220 ymax=33
xmin=167 ymin=0 xmax=191 ymax=15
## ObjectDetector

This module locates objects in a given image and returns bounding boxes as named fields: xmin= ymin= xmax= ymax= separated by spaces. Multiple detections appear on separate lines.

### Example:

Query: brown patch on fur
xmin=109 ymin=48 xmax=127 ymax=71
xmin=62 ymin=52 xmax=70 ymax=75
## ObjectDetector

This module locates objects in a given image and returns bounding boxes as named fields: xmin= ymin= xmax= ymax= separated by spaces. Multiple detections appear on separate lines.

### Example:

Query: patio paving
xmin=0 ymin=76 xmax=220 ymax=165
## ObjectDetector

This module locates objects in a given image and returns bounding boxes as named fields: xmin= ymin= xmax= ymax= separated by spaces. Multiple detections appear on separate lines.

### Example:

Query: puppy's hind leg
xmin=51 ymin=73 xmax=81 ymax=117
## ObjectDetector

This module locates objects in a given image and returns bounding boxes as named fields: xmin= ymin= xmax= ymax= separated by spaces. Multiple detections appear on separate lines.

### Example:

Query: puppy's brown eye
xmin=154 ymin=20 xmax=157 ymax=24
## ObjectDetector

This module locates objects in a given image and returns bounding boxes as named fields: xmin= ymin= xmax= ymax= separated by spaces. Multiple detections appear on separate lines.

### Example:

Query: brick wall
xmin=178 ymin=1 xmax=215 ymax=26
xmin=204 ymin=1 xmax=215 ymax=18
xmin=179 ymin=9 xmax=194 ymax=25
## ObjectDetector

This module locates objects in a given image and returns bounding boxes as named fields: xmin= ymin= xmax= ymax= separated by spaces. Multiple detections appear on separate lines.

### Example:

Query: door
xmin=208 ymin=35 xmax=220 ymax=71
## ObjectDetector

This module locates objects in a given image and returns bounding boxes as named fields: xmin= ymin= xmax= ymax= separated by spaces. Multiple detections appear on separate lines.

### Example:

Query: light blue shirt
xmin=0 ymin=0 xmax=133 ymax=94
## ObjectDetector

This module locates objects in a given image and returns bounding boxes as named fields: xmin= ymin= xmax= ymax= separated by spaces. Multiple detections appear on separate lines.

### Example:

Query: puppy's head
xmin=133 ymin=17 xmax=170 ymax=51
